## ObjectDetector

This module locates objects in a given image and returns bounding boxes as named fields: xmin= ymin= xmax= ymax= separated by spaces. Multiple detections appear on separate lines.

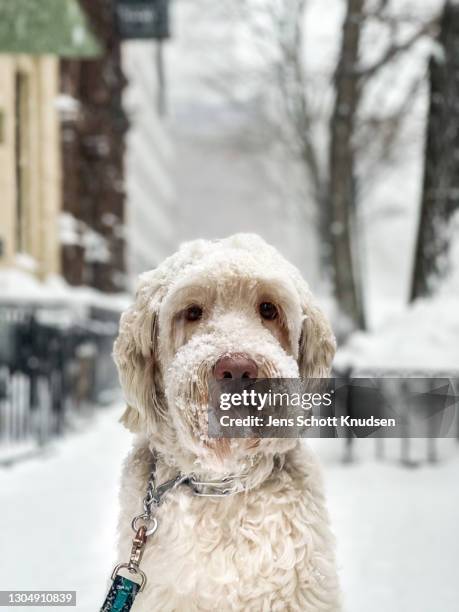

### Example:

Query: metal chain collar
xmin=111 ymin=453 xmax=245 ymax=593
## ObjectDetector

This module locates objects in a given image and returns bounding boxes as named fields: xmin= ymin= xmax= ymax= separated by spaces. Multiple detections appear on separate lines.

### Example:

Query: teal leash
xmin=100 ymin=573 xmax=142 ymax=612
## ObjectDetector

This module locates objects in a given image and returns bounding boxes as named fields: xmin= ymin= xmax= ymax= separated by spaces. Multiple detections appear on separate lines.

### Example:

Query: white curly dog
xmin=113 ymin=234 xmax=341 ymax=611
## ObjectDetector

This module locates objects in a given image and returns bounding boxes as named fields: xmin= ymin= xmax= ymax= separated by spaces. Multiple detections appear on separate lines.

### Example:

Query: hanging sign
xmin=116 ymin=0 xmax=170 ymax=40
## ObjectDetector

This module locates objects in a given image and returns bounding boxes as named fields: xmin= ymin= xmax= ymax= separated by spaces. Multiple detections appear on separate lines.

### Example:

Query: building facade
xmin=0 ymin=0 xmax=175 ymax=294
xmin=0 ymin=0 xmax=99 ymax=282
xmin=0 ymin=55 xmax=61 ymax=278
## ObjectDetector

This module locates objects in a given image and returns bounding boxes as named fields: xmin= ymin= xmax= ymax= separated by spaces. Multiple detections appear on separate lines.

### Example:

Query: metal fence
xmin=0 ymin=300 xmax=120 ymax=465
xmin=333 ymin=367 xmax=459 ymax=467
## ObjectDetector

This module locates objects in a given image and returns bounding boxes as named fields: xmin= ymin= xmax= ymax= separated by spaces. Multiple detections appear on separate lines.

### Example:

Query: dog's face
xmin=114 ymin=234 xmax=335 ymax=474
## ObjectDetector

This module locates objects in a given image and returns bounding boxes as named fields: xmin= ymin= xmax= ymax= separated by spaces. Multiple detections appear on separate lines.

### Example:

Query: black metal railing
xmin=0 ymin=301 xmax=120 ymax=464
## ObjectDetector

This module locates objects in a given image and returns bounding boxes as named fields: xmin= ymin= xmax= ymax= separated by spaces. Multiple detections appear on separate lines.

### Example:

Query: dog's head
xmin=114 ymin=234 xmax=335 ymax=474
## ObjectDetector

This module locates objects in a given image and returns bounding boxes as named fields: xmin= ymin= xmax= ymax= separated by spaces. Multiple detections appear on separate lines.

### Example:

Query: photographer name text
xmin=218 ymin=414 xmax=397 ymax=428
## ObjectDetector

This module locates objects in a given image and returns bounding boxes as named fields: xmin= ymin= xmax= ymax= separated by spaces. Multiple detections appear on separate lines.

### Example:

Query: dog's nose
xmin=214 ymin=354 xmax=258 ymax=380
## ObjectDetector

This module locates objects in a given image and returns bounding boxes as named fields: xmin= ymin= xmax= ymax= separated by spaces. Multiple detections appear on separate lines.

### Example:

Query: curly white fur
xmin=113 ymin=234 xmax=341 ymax=611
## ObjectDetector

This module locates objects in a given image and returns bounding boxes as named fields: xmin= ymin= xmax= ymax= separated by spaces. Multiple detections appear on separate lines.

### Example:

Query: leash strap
xmin=100 ymin=574 xmax=140 ymax=612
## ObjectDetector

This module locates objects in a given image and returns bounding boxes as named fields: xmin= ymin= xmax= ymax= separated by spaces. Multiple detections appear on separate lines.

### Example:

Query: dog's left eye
xmin=185 ymin=305 xmax=203 ymax=322
xmin=259 ymin=302 xmax=278 ymax=320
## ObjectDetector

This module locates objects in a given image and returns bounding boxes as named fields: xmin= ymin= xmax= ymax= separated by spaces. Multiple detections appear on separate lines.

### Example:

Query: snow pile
xmin=0 ymin=266 xmax=131 ymax=312
xmin=59 ymin=213 xmax=112 ymax=263
xmin=55 ymin=94 xmax=80 ymax=120
xmin=337 ymin=216 xmax=459 ymax=371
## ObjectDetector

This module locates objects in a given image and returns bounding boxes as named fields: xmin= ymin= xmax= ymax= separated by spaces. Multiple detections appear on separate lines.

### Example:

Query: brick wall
xmin=60 ymin=0 xmax=128 ymax=293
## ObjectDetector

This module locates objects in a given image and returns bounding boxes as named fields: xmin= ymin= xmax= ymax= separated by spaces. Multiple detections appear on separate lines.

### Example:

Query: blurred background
xmin=0 ymin=1 xmax=458 ymax=610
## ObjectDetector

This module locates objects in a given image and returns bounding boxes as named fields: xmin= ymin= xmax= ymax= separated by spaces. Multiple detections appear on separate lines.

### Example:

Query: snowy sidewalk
xmin=315 ymin=438 xmax=459 ymax=612
xmin=0 ymin=410 xmax=458 ymax=611
xmin=0 ymin=405 xmax=132 ymax=612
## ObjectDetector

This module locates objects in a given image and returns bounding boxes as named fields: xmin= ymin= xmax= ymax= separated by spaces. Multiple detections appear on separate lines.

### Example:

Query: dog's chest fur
xmin=116 ymin=443 xmax=341 ymax=612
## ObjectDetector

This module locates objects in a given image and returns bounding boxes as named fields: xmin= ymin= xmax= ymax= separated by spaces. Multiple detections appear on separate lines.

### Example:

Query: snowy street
xmin=1 ymin=407 xmax=458 ymax=612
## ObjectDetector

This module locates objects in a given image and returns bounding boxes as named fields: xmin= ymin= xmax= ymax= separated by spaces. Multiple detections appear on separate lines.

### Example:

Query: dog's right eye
xmin=259 ymin=302 xmax=278 ymax=320
xmin=185 ymin=305 xmax=203 ymax=322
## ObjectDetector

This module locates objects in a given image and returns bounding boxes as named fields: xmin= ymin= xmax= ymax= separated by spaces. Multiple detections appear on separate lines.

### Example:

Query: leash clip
xmin=129 ymin=526 xmax=148 ymax=570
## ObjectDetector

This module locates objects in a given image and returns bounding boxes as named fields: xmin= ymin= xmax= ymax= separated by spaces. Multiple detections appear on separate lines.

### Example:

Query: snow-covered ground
xmin=0 ymin=406 xmax=457 ymax=612
xmin=314 ymin=437 xmax=459 ymax=612
xmin=0 ymin=267 xmax=130 ymax=311
xmin=0 ymin=406 xmax=132 ymax=612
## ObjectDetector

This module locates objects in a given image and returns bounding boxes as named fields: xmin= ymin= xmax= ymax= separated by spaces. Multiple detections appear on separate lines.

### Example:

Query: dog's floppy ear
xmin=113 ymin=271 xmax=166 ymax=433
xmin=298 ymin=298 xmax=336 ymax=379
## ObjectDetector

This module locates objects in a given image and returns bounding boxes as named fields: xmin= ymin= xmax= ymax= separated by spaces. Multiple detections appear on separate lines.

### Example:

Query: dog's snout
xmin=214 ymin=354 xmax=258 ymax=380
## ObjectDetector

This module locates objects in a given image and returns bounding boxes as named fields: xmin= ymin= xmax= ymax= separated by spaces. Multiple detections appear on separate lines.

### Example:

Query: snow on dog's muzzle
xmin=164 ymin=325 xmax=299 ymax=450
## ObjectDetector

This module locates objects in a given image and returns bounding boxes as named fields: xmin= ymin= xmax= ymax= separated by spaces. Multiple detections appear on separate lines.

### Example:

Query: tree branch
xmin=357 ymin=20 xmax=437 ymax=82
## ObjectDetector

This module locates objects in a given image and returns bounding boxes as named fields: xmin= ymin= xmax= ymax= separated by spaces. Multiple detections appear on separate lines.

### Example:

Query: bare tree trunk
xmin=328 ymin=0 xmax=366 ymax=329
xmin=411 ymin=1 xmax=459 ymax=300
